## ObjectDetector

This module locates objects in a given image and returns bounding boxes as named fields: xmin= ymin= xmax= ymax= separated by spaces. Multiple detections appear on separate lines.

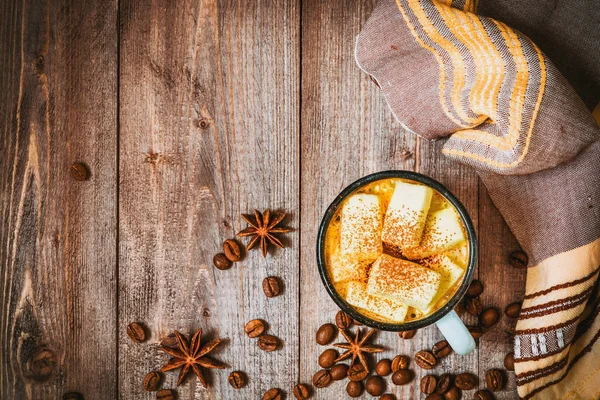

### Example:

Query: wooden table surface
xmin=0 ymin=0 xmax=527 ymax=398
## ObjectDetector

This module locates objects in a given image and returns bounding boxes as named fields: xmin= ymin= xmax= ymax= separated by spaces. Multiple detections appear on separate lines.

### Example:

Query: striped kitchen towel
xmin=355 ymin=0 xmax=600 ymax=398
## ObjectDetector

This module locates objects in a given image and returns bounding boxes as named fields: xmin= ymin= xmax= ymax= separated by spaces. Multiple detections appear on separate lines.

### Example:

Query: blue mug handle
xmin=435 ymin=309 xmax=476 ymax=355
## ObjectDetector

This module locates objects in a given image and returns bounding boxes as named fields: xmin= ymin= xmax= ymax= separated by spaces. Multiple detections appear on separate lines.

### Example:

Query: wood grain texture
xmin=119 ymin=0 xmax=299 ymax=398
xmin=0 ymin=0 xmax=118 ymax=398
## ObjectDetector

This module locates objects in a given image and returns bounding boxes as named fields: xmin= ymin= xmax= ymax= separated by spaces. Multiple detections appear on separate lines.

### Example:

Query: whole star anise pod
xmin=333 ymin=328 xmax=383 ymax=373
xmin=160 ymin=329 xmax=227 ymax=387
xmin=237 ymin=209 xmax=291 ymax=257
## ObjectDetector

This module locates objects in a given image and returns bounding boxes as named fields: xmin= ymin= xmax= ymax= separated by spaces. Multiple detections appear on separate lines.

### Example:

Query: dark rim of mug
xmin=316 ymin=170 xmax=477 ymax=331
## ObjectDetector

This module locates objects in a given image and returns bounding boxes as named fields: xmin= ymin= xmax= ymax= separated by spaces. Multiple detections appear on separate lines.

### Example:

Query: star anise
xmin=237 ymin=209 xmax=291 ymax=257
xmin=333 ymin=328 xmax=384 ymax=373
xmin=160 ymin=329 xmax=227 ymax=387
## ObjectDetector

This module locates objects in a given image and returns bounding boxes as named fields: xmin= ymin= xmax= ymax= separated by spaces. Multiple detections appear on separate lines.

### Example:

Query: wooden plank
xmin=300 ymin=1 xmax=481 ymax=398
xmin=0 ymin=0 xmax=118 ymax=398
xmin=119 ymin=0 xmax=300 ymax=398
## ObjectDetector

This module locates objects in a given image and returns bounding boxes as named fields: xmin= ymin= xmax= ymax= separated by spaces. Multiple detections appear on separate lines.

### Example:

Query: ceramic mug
xmin=317 ymin=170 xmax=477 ymax=355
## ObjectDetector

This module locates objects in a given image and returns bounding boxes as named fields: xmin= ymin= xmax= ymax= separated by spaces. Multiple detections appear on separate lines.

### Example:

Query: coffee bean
xmin=455 ymin=301 xmax=465 ymax=316
xmin=444 ymin=386 xmax=460 ymax=400
xmin=415 ymin=350 xmax=437 ymax=370
xmin=346 ymin=381 xmax=363 ymax=397
xmin=318 ymin=348 xmax=338 ymax=368
xmin=348 ymin=363 xmax=368 ymax=381
xmin=392 ymin=369 xmax=412 ymax=385
xmin=143 ymin=371 xmax=163 ymax=391
xmin=421 ymin=375 xmax=437 ymax=394
xmin=257 ymin=335 xmax=279 ymax=352
xmin=127 ymin=322 xmax=147 ymax=343
xmin=293 ymin=383 xmax=310 ymax=400
xmin=376 ymin=358 xmax=392 ymax=376
xmin=160 ymin=334 xmax=179 ymax=349
xmin=467 ymin=280 xmax=484 ymax=297
xmin=474 ymin=389 xmax=494 ymax=400
xmin=228 ymin=371 xmax=246 ymax=389
xmin=468 ymin=326 xmax=484 ymax=339
xmin=315 ymin=323 xmax=337 ymax=345
xmin=263 ymin=276 xmax=281 ymax=298
xmin=335 ymin=310 xmax=353 ymax=329
xmin=504 ymin=352 xmax=515 ymax=371
xmin=426 ymin=394 xmax=444 ymax=400
xmin=330 ymin=363 xmax=349 ymax=381
xmin=486 ymin=369 xmax=504 ymax=392
xmin=380 ymin=395 xmax=396 ymax=400
xmin=505 ymin=302 xmax=522 ymax=318
xmin=399 ymin=329 xmax=416 ymax=339
xmin=391 ymin=355 xmax=409 ymax=372
xmin=509 ymin=250 xmax=528 ymax=268
xmin=223 ymin=239 xmax=242 ymax=262
xmin=62 ymin=393 xmax=84 ymax=400
xmin=465 ymin=297 xmax=483 ymax=317
xmin=244 ymin=319 xmax=266 ymax=338
xmin=455 ymin=373 xmax=477 ymax=390
xmin=213 ymin=253 xmax=232 ymax=270
xmin=312 ymin=369 xmax=332 ymax=388
xmin=263 ymin=388 xmax=282 ymax=400
xmin=432 ymin=340 xmax=452 ymax=358
xmin=436 ymin=373 xmax=452 ymax=394
xmin=366 ymin=376 xmax=385 ymax=396
xmin=28 ymin=348 xmax=57 ymax=381
xmin=479 ymin=308 xmax=500 ymax=328
xmin=71 ymin=163 xmax=88 ymax=181
xmin=156 ymin=389 xmax=176 ymax=400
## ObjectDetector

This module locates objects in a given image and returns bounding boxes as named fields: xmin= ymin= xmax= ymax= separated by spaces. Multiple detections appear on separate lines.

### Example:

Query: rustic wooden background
xmin=0 ymin=0 xmax=527 ymax=398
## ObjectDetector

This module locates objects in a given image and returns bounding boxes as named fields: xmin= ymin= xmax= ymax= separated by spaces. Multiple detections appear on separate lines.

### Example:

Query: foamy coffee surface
xmin=325 ymin=178 xmax=469 ymax=324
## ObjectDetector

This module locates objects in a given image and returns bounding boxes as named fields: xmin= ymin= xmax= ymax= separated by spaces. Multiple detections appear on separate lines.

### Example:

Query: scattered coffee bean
xmin=244 ymin=319 xmax=266 ymax=338
xmin=71 ymin=163 xmax=88 ymax=181
xmin=479 ymin=308 xmax=500 ymax=328
xmin=455 ymin=373 xmax=477 ymax=390
xmin=348 ymin=363 xmax=368 ymax=381
xmin=380 ymin=395 xmax=396 ymax=400
xmin=335 ymin=310 xmax=353 ymax=329
xmin=318 ymin=348 xmax=338 ymax=368
xmin=366 ymin=376 xmax=385 ymax=396
xmin=391 ymin=355 xmax=409 ymax=372
xmin=468 ymin=326 xmax=484 ymax=339
xmin=392 ymin=369 xmax=412 ymax=385
xmin=263 ymin=388 xmax=282 ymax=400
xmin=28 ymin=348 xmax=57 ymax=381
xmin=263 ymin=276 xmax=282 ymax=298
xmin=346 ymin=380 xmax=363 ymax=397
xmin=415 ymin=350 xmax=437 ymax=370
xmin=467 ymin=280 xmax=484 ymax=297
xmin=432 ymin=340 xmax=452 ymax=358
xmin=455 ymin=302 xmax=465 ymax=316
xmin=223 ymin=239 xmax=242 ymax=262
xmin=143 ymin=371 xmax=163 ymax=391
xmin=257 ymin=335 xmax=279 ymax=352
xmin=486 ymin=369 xmax=504 ymax=392
xmin=62 ymin=393 xmax=84 ymax=400
xmin=421 ymin=375 xmax=437 ymax=394
xmin=293 ymin=383 xmax=310 ymax=400
xmin=509 ymin=250 xmax=528 ymax=268
xmin=505 ymin=302 xmax=522 ymax=318
xmin=156 ymin=389 xmax=176 ymax=400
xmin=213 ymin=253 xmax=232 ymax=270
xmin=228 ymin=371 xmax=246 ymax=389
xmin=315 ymin=323 xmax=337 ymax=345
xmin=426 ymin=394 xmax=444 ymax=400
xmin=504 ymin=352 xmax=515 ymax=371
xmin=474 ymin=389 xmax=494 ymax=400
xmin=160 ymin=334 xmax=179 ymax=349
xmin=399 ymin=329 xmax=416 ymax=339
xmin=444 ymin=386 xmax=460 ymax=400
xmin=465 ymin=297 xmax=483 ymax=316
xmin=127 ymin=322 xmax=147 ymax=343
xmin=376 ymin=358 xmax=392 ymax=376
xmin=330 ymin=363 xmax=349 ymax=381
xmin=312 ymin=369 xmax=332 ymax=388
xmin=436 ymin=373 xmax=452 ymax=394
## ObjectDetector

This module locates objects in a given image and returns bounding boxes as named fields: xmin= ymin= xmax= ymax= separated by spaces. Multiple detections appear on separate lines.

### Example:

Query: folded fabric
xmin=355 ymin=1 xmax=600 ymax=399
